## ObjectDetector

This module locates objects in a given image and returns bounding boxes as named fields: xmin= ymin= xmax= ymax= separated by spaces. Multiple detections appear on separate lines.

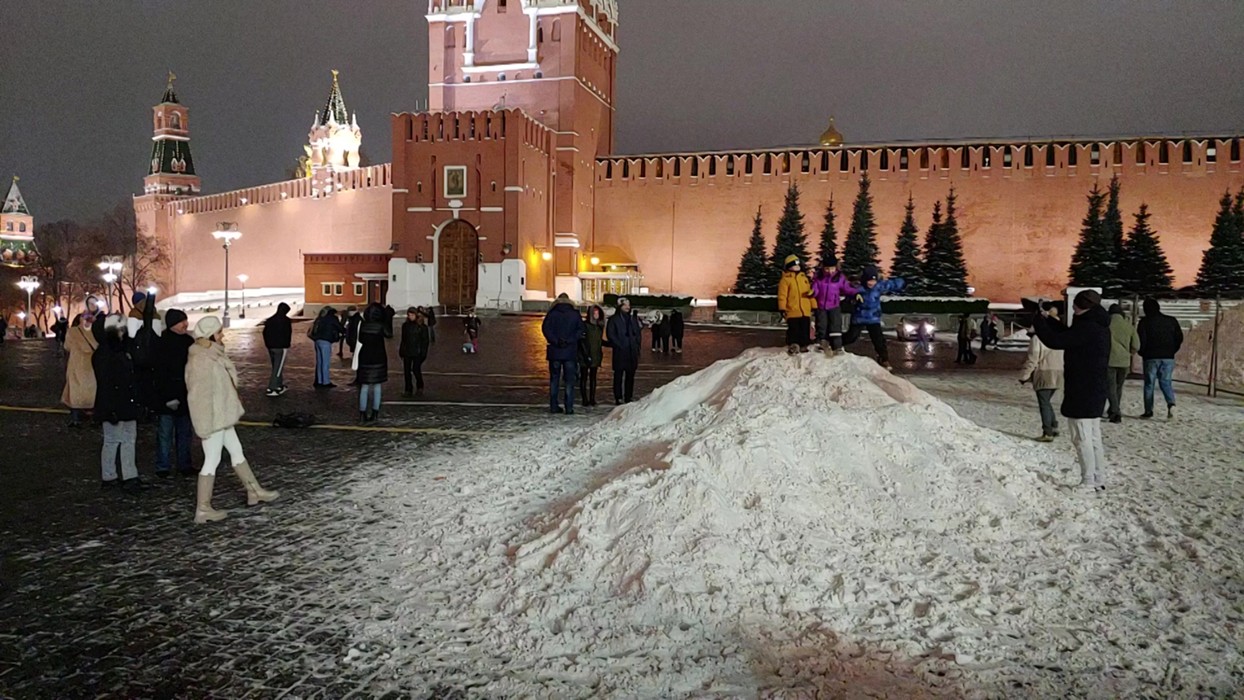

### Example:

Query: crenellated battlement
xmin=166 ymin=163 xmax=391 ymax=217
xmin=596 ymin=135 xmax=1244 ymax=185
xmin=394 ymin=109 xmax=553 ymax=154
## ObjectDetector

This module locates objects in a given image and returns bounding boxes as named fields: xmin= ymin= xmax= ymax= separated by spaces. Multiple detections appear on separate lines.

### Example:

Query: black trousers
xmin=785 ymin=316 xmax=812 ymax=348
xmin=671 ymin=334 xmax=683 ymax=351
xmin=579 ymin=365 xmax=598 ymax=405
xmin=613 ymin=367 xmax=636 ymax=403
xmin=844 ymin=323 xmax=888 ymax=363
xmin=403 ymin=357 xmax=425 ymax=392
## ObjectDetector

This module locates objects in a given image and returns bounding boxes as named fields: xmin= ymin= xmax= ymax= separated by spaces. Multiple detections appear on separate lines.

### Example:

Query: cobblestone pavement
xmin=0 ymin=316 xmax=1019 ymax=699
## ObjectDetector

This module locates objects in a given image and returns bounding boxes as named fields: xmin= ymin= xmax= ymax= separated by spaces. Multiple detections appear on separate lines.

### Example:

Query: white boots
xmin=193 ymin=462 xmax=281 ymax=523
xmin=233 ymin=461 xmax=281 ymax=507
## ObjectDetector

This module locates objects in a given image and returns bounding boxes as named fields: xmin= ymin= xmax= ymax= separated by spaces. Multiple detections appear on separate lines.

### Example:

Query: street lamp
xmin=237 ymin=274 xmax=248 ymax=319
xmin=98 ymin=257 xmax=122 ymax=309
xmin=211 ymin=222 xmax=242 ymax=328
xmin=17 ymin=276 xmax=39 ymax=329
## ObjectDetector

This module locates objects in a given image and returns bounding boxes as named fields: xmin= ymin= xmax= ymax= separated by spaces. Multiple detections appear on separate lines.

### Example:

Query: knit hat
xmin=131 ymin=291 xmax=147 ymax=305
xmin=617 ymin=297 xmax=630 ymax=308
xmin=784 ymin=254 xmax=800 ymax=269
xmin=1108 ymin=303 xmax=1123 ymax=316
xmin=194 ymin=315 xmax=223 ymax=339
xmin=1073 ymin=289 xmax=1102 ymax=310
xmin=164 ymin=308 xmax=188 ymax=327
xmin=861 ymin=265 xmax=879 ymax=283
xmin=406 ymin=306 xmax=418 ymax=314
xmin=821 ymin=255 xmax=839 ymax=268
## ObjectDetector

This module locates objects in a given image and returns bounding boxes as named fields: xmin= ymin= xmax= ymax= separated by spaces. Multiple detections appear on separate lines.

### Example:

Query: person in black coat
xmin=606 ymin=298 xmax=643 ymax=404
xmin=310 ymin=306 xmax=344 ymax=388
xmin=262 ymin=302 xmax=293 ymax=397
xmin=1032 ymin=290 xmax=1111 ymax=490
xmin=1137 ymin=297 xmax=1184 ymax=419
xmin=153 ymin=308 xmax=195 ymax=477
xmin=341 ymin=306 xmax=361 ymax=360
xmin=542 ymin=294 xmax=585 ymax=414
xmin=354 ymin=303 xmax=391 ymax=422
xmin=91 ymin=313 xmax=146 ymax=491
xmin=399 ymin=307 xmax=431 ymax=396
xmin=669 ymin=309 xmax=685 ymax=354
xmin=955 ymin=314 xmax=977 ymax=365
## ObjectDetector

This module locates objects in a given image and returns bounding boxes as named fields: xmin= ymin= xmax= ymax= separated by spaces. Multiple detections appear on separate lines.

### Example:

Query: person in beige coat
xmin=185 ymin=316 xmax=279 ymax=523
xmin=62 ymin=313 xmax=98 ymax=427
xmin=1019 ymin=304 xmax=1065 ymax=442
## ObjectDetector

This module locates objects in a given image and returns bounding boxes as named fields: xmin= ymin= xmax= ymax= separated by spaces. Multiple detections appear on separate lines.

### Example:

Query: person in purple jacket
xmin=810 ymin=256 xmax=858 ymax=355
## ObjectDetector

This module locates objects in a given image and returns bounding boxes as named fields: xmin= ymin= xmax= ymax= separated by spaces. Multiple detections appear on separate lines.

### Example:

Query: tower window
xmin=1137 ymin=142 xmax=1146 ymax=164
xmin=1206 ymin=144 xmax=1217 ymax=163
xmin=1113 ymin=142 xmax=1123 ymax=164
xmin=447 ymin=26 xmax=456 ymax=47
xmin=1003 ymin=146 xmax=1013 ymax=168
xmin=673 ymin=159 xmax=681 ymax=177
xmin=605 ymin=161 xmax=613 ymax=179
xmin=498 ymin=73 xmax=506 ymax=81
xmin=19 ymin=223 xmax=26 ymax=233
xmin=1046 ymin=145 xmax=1056 ymax=167
xmin=1182 ymin=141 xmax=1193 ymax=163
xmin=1232 ymin=138 xmax=1241 ymax=162
xmin=920 ymin=148 xmax=930 ymax=170
xmin=171 ymin=113 xmax=182 ymax=130
xmin=878 ymin=150 xmax=889 ymax=170
xmin=691 ymin=159 xmax=700 ymax=177
xmin=821 ymin=151 xmax=829 ymax=171
xmin=981 ymin=147 xmax=991 ymax=168
xmin=898 ymin=149 xmax=908 ymax=171
xmin=656 ymin=160 xmax=664 ymax=178
xmin=1090 ymin=143 xmax=1100 ymax=166
xmin=961 ymin=148 xmax=971 ymax=170
xmin=762 ymin=154 xmax=771 ymax=175
xmin=726 ymin=158 xmax=735 ymax=176
xmin=639 ymin=160 xmax=646 ymax=178
xmin=1023 ymin=145 xmax=1033 ymax=168
xmin=801 ymin=152 xmax=810 ymax=173
xmin=552 ymin=20 xmax=562 ymax=42
xmin=859 ymin=151 xmax=869 ymax=171
xmin=538 ymin=27 xmax=544 ymax=43
xmin=745 ymin=155 xmax=754 ymax=175
xmin=498 ymin=0 xmax=507 ymax=11
xmin=709 ymin=158 xmax=717 ymax=176
xmin=940 ymin=149 xmax=949 ymax=170
xmin=1067 ymin=146 xmax=1077 ymax=166
xmin=839 ymin=152 xmax=849 ymax=172
xmin=622 ymin=161 xmax=629 ymax=178
xmin=1159 ymin=141 xmax=1170 ymax=164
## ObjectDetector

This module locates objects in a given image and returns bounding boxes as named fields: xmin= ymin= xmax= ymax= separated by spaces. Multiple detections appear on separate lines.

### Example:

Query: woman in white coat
xmin=1019 ymin=304 xmax=1065 ymax=442
xmin=185 ymin=316 xmax=280 ymax=523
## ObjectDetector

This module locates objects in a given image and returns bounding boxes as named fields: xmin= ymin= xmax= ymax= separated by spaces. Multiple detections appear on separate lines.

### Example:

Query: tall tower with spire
xmin=143 ymin=72 xmax=201 ymax=197
xmin=304 ymin=70 xmax=363 ymax=198
xmin=1 ymin=176 xmax=37 ymax=266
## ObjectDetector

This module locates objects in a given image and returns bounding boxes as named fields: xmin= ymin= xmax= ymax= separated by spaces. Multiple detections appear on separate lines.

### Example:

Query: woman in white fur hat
xmin=185 ymin=316 xmax=280 ymax=523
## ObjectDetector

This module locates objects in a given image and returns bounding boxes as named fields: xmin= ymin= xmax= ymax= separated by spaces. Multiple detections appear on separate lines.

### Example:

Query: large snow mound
xmin=350 ymin=349 xmax=1243 ymax=697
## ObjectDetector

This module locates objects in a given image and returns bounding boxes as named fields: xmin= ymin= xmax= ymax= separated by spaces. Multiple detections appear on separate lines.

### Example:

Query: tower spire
xmin=144 ymin=73 xmax=200 ymax=197
xmin=320 ymin=69 xmax=349 ymax=125
xmin=161 ymin=70 xmax=179 ymax=104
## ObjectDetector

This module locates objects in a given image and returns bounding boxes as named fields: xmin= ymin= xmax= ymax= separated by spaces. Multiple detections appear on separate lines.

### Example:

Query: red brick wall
xmin=304 ymin=253 xmax=389 ymax=305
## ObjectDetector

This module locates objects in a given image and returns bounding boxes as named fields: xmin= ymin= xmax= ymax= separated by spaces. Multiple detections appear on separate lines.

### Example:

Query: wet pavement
xmin=0 ymin=315 xmax=1019 ymax=699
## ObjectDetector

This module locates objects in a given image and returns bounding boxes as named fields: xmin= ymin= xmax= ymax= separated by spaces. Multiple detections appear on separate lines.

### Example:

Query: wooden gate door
xmin=437 ymin=219 xmax=479 ymax=313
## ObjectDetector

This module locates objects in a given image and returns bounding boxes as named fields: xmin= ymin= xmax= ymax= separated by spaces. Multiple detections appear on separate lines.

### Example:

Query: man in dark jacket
xmin=1032 ymin=290 xmax=1111 ymax=491
xmin=310 ymin=306 xmax=343 ymax=388
xmin=92 ymin=313 xmax=146 ymax=491
xmin=1137 ymin=297 xmax=1184 ymax=419
xmin=606 ymin=297 xmax=643 ymax=405
xmin=399 ymin=307 xmax=431 ymax=396
xmin=542 ymin=294 xmax=585 ymax=414
xmin=154 ymin=309 xmax=195 ymax=477
xmin=669 ymin=309 xmax=685 ymax=354
xmin=263 ymin=302 xmax=293 ymax=397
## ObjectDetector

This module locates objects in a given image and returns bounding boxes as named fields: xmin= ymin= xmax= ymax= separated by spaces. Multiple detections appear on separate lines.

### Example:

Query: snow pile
xmin=1177 ymin=302 xmax=1244 ymax=393
xmin=350 ymin=350 xmax=1242 ymax=697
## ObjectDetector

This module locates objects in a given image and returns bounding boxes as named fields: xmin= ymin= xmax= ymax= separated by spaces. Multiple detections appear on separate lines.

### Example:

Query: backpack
xmin=272 ymin=412 xmax=318 ymax=429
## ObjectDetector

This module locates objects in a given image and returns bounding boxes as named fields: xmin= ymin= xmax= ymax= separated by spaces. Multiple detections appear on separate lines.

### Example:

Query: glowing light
xmin=541 ymin=250 xmax=553 ymax=261
xmin=589 ymin=256 xmax=600 ymax=266
xmin=237 ymin=274 xmax=249 ymax=284
xmin=147 ymin=286 xmax=158 ymax=295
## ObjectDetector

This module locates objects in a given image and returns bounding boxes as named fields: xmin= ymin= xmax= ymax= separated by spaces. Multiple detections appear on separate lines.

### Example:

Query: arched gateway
xmin=437 ymin=219 xmax=479 ymax=313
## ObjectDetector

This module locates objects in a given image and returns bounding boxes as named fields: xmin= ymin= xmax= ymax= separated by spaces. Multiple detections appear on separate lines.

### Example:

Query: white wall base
xmin=554 ymin=275 xmax=583 ymax=302
xmin=388 ymin=258 xmax=437 ymax=309
xmin=476 ymin=259 xmax=527 ymax=311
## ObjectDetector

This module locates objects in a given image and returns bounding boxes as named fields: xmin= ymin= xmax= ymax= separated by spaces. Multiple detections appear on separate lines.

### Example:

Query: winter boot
xmin=232 ymin=461 xmax=280 ymax=507
xmin=1167 ymin=404 xmax=1175 ymax=420
xmin=194 ymin=475 xmax=228 ymax=523
xmin=819 ymin=339 xmax=830 ymax=353
xmin=359 ymin=411 xmax=368 ymax=423
xmin=786 ymin=344 xmax=799 ymax=355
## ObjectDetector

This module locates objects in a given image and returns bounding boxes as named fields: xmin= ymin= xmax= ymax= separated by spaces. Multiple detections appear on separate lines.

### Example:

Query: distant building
xmin=1 ymin=176 xmax=37 ymax=267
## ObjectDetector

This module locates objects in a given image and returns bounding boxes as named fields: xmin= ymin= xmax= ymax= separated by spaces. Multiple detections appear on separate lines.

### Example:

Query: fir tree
xmin=842 ymin=174 xmax=880 ymax=278
xmin=733 ymin=207 xmax=770 ymax=294
xmin=922 ymin=187 xmax=970 ymax=296
xmin=1120 ymin=203 xmax=1174 ymax=294
xmin=1196 ymin=188 xmax=1244 ymax=296
xmin=1100 ymin=174 xmax=1126 ymax=295
xmin=889 ymin=193 xmax=923 ymax=292
xmin=768 ymin=182 xmax=811 ymax=287
xmin=1068 ymin=183 xmax=1116 ymax=289
xmin=817 ymin=195 xmax=839 ymax=266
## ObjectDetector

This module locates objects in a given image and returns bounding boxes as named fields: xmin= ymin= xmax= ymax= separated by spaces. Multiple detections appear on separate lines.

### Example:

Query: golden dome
xmin=819 ymin=117 xmax=843 ymax=147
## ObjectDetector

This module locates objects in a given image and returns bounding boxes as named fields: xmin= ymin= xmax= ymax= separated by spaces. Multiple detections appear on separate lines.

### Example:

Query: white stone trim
xmin=151 ymin=135 xmax=190 ymax=142
xmin=481 ymin=206 xmax=504 ymax=212
xmin=461 ymin=61 xmax=540 ymax=74
xmin=429 ymin=75 xmax=614 ymax=111
xmin=392 ymin=188 xmax=410 ymax=194
xmin=504 ymin=186 xmax=524 ymax=192
xmin=407 ymin=206 xmax=434 ymax=212
xmin=556 ymin=146 xmax=579 ymax=152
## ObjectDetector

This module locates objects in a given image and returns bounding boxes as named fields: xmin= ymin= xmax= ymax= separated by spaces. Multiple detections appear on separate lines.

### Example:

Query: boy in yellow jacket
xmin=777 ymin=255 xmax=816 ymax=354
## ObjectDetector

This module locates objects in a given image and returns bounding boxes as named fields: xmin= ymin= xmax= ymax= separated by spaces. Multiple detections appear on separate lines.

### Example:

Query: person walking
xmin=1137 ymin=297 xmax=1184 ymax=420
xmin=62 ymin=312 xmax=98 ymax=428
xmin=399 ymin=307 xmax=431 ymax=397
xmin=844 ymin=266 xmax=905 ymax=368
xmin=353 ymin=303 xmax=392 ymax=422
xmin=425 ymin=306 xmax=438 ymax=343
xmin=309 ymin=306 xmax=342 ymax=389
xmin=606 ymin=297 xmax=642 ymax=404
xmin=955 ymin=314 xmax=977 ymax=365
xmin=1106 ymin=303 xmax=1140 ymax=423
xmin=542 ymin=293 xmax=585 ymax=414
xmin=579 ymin=305 xmax=606 ymax=406
xmin=262 ymin=302 xmax=293 ymax=397
xmin=810 ymin=256 xmax=857 ymax=355
xmin=777 ymin=255 xmax=817 ymax=355
xmin=464 ymin=312 xmax=481 ymax=353
xmin=91 ymin=313 xmax=146 ymax=492
xmin=338 ymin=306 xmax=359 ymax=360
xmin=52 ymin=314 xmax=69 ymax=354
xmin=1019 ymin=309 xmax=1064 ymax=442
xmin=185 ymin=316 xmax=280 ymax=523
xmin=669 ymin=309 xmax=685 ymax=354
xmin=153 ymin=309 xmax=195 ymax=477
xmin=1031 ymin=290 xmax=1111 ymax=491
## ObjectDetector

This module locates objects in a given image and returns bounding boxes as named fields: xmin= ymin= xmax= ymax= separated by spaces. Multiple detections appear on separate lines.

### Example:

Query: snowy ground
xmin=334 ymin=352 xmax=1243 ymax=698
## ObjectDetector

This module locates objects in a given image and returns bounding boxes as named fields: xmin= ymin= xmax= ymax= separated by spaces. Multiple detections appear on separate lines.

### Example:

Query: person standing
xmin=62 ymin=313 xmax=98 ymax=428
xmin=154 ymin=309 xmax=195 ymax=477
xmin=309 ymin=306 xmax=342 ymax=389
xmin=810 ymin=256 xmax=857 ymax=355
xmin=464 ymin=312 xmax=481 ymax=353
xmin=542 ymin=293 xmax=585 ymax=414
xmin=338 ymin=307 xmax=359 ymax=360
xmin=52 ymin=314 xmax=68 ymax=354
xmin=669 ymin=309 xmax=685 ymax=354
xmin=353 ymin=303 xmax=392 ymax=422
xmin=1019 ymin=310 xmax=1064 ymax=442
xmin=1137 ymin=297 xmax=1184 ymax=420
xmin=262 ymin=302 xmax=293 ymax=397
xmin=777 ymin=255 xmax=817 ymax=355
xmin=844 ymin=266 xmax=905 ymax=368
xmin=1031 ymin=290 xmax=1111 ymax=491
xmin=91 ymin=313 xmax=146 ymax=492
xmin=126 ymin=292 xmax=165 ymax=422
xmin=606 ymin=297 xmax=642 ymax=404
xmin=399 ymin=307 xmax=431 ymax=397
xmin=579 ymin=305 xmax=606 ymax=406
xmin=1106 ymin=303 xmax=1140 ymax=423
xmin=955 ymin=314 xmax=977 ymax=365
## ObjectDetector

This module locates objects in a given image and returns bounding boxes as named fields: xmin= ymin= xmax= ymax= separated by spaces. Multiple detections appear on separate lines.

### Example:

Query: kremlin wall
xmin=135 ymin=0 xmax=1244 ymax=311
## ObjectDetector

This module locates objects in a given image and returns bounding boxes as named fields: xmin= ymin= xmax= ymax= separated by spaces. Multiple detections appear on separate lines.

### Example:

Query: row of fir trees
xmin=733 ymin=176 xmax=971 ymax=296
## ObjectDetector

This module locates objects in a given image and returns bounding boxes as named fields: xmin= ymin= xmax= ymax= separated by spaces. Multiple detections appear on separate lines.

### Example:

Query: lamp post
xmin=211 ymin=222 xmax=242 ymax=328
xmin=98 ymin=257 xmax=122 ymax=309
xmin=237 ymin=274 xmax=248 ymax=319
xmin=17 ymin=276 xmax=39 ymax=330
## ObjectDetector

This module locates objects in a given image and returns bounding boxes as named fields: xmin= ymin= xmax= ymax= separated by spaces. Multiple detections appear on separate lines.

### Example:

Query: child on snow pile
xmin=777 ymin=254 xmax=817 ymax=355
xmin=844 ymin=265 xmax=904 ymax=369
xmin=810 ymin=255 xmax=857 ymax=355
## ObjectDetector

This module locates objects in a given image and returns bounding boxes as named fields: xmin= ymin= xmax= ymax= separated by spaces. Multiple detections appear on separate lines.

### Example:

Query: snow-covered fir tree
xmin=733 ymin=207 xmax=770 ymax=294
xmin=1120 ymin=203 xmax=1174 ymax=294
xmin=768 ymin=182 xmax=811 ymax=287
xmin=1196 ymin=188 xmax=1244 ymax=296
xmin=842 ymin=174 xmax=879 ymax=278
xmin=922 ymin=188 xmax=969 ymax=295
xmin=889 ymin=193 xmax=923 ymax=292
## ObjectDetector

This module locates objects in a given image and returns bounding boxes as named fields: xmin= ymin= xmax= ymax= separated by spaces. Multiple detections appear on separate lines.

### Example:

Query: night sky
xmin=2 ymin=0 xmax=1242 ymax=222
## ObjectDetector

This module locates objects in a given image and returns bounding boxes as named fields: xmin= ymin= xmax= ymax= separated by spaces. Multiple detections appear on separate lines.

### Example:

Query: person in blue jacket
xmin=844 ymin=265 xmax=905 ymax=368
xmin=542 ymin=293 xmax=585 ymax=414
